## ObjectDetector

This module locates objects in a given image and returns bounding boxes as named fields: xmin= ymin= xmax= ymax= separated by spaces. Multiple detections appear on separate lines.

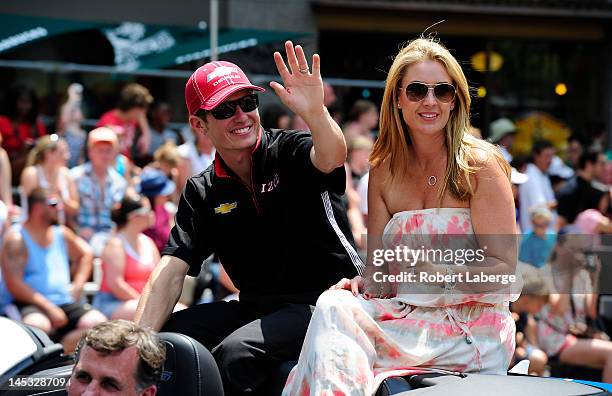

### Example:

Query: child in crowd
xmin=511 ymin=265 xmax=550 ymax=376
xmin=519 ymin=206 xmax=557 ymax=268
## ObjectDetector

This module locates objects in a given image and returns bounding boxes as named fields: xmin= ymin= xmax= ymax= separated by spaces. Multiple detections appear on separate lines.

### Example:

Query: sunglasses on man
xmin=401 ymin=82 xmax=456 ymax=103
xmin=206 ymin=93 xmax=260 ymax=120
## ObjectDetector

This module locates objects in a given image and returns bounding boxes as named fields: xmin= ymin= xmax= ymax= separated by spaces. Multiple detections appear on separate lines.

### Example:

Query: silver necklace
xmin=428 ymin=175 xmax=437 ymax=186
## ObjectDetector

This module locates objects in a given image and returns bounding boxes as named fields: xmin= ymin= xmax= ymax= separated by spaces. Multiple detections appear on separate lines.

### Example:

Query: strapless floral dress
xmin=282 ymin=208 xmax=517 ymax=396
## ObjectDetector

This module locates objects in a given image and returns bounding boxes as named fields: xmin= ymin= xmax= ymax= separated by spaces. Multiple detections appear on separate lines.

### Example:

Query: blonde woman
xmin=283 ymin=38 xmax=518 ymax=395
xmin=20 ymin=134 xmax=79 ymax=224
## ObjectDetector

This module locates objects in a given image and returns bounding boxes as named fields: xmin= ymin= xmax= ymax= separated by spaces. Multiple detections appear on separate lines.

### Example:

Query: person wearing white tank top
xmin=19 ymin=134 xmax=79 ymax=225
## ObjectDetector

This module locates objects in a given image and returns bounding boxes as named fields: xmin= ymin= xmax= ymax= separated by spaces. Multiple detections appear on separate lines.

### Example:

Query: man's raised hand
xmin=269 ymin=41 xmax=325 ymax=122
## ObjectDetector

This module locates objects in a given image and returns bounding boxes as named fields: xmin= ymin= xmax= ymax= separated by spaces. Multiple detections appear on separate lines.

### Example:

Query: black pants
xmin=161 ymin=300 xmax=313 ymax=395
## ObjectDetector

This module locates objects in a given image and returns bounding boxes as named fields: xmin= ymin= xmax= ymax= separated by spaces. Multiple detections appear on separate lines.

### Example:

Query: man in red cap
xmin=135 ymin=42 xmax=363 ymax=394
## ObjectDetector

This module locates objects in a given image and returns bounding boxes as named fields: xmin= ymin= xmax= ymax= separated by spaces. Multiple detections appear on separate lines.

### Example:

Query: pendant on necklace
xmin=428 ymin=175 xmax=437 ymax=186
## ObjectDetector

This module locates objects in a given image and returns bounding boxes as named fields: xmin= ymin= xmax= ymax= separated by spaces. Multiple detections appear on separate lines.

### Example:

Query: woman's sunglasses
xmin=209 ymin=94 xmax=259 ymax=120
xmin=129 ymin=206 xmax=151 ymax=217
xmin=402 ymin=82 xmax=456 ymax=103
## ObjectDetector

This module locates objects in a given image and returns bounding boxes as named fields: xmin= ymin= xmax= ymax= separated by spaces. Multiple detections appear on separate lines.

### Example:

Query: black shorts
xmin=18 ymin=300 xmax=92 ymax=341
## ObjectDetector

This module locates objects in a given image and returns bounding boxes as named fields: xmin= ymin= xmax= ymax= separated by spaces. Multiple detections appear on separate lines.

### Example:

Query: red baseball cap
xmin=185 ymin=61 xmax=265 ymax=115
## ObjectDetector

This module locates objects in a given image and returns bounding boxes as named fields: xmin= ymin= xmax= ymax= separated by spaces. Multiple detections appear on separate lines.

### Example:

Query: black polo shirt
xmin=163 ymin=128 xmax=364 ymax=305
xmin=556 ymin=175 xmax=604 ymax=224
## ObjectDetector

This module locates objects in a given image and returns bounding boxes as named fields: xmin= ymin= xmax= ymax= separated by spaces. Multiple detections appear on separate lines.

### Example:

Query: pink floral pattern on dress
xmin=282 ymin=209 xmax=516 ymax=396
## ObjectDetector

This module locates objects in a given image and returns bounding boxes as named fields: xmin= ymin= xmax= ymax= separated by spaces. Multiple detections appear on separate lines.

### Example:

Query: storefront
xmin=314 ymin=0 xmax=612 ymax=148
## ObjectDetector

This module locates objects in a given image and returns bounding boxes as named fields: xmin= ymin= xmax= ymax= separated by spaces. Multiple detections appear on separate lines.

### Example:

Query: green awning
xmin=0 ymin=13 xmax=307 ymax=71
xmin=0 ymin=13 xmax=100 ymax=53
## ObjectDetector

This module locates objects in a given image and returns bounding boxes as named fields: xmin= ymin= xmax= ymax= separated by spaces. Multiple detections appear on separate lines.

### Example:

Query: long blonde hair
xmin=370 ymin=37 xmax=509 ymax=202
xmin=26 ymin=134 xmax=63 ymax=167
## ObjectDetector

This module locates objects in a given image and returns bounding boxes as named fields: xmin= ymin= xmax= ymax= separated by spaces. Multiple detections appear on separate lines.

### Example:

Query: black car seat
xmin=157 ymin=332 xmax=224 ymax=396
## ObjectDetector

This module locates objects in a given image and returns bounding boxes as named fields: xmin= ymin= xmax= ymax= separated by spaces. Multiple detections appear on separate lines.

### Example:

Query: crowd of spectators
xmin=0 ymin=79 xmax=611 ymax=381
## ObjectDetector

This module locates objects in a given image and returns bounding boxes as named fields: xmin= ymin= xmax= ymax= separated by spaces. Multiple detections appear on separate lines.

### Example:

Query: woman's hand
xmin=330 ymin=276 xmax=364 ymax=296
xmin=330 ymin=274 xmax=394 ymax=299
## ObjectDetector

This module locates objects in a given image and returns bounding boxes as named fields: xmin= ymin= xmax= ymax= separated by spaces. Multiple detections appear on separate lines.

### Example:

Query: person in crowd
xmin=0 ymin=84 xmax=47 ymax=185
xmin=20 ymin=134 xmax=79 ymax=225
xmin=283 ymin=37 xmax=518 ymax=395
xmin=510 ymin=265 xmax=549 ymax=377
xmin=567 ymin=135 xmax=585 ymax=170
xmin=548 ymin=155 xmax=574 ymax=194
xmin=488 ymin=117 xmax=517 ymax=163
xmin=97 ymin=83 xmax=153 ymax=160
xmin=511 ymin=155 xmax=530 ymax=174
xmin=587 ymin=121 xmax=608 ymax=153
xmin=519 ymin=140 xmax=557 ymax=232
xmin=574 ymin=206 xmax=612 ymax=236
xmin=176 ymin=124 xmax=215 ymax=190
xmin=135 ymin=42 xmax=362 ymax=395
xmin=57 ymin=83 xmax=87 ymax=168
xmin=145 ymin=141 xmax=181 ymax=204
xmin=151 ymin=141 xmax=180 ymax=179
xmin=347 ymin=135 xmax=373 ymax=187
xmin=344 ymin=165 xmax=367 ymax=251
xmin=0 ymin=188 xmax=106 ymax=352
xmin=147 ymin=101 xmax=179 ymax=157
xmin=70 ymin=127 xmax=128 ymax=244
xmin=537 ymin=232 xmax=612 ymax=382
xmin=345 ymin=136 xmax=373 ymax=249
xmin=342 ymin=99 xmax=379 ymax=143
xmin=67 ymin=319 xmax=166 ymax=396
xmin=139 ymin=168 xmax=176 ymax=253
xmin=356 ymin=171 xmax=369 ymax=225
xmin=511 ymin=167 xmax=529 ymax=234
xmin=93 ymin=194 xmax=182 ymax=320
xmin=556 ymin=149 xmax=608 ymax=230
xmin=519 ymin=206 xmax=556 ymax=269
xmin=262 ymin=103 xmax=291 ymax=129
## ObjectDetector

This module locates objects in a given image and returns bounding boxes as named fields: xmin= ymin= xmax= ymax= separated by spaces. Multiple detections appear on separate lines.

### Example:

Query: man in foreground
xmin=67 ymin=319 xmax=166 ymax=396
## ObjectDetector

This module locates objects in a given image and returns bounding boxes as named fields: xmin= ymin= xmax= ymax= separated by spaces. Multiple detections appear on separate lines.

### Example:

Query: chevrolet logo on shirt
xmin=214 ymin=202 xmax=237 ymax=214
